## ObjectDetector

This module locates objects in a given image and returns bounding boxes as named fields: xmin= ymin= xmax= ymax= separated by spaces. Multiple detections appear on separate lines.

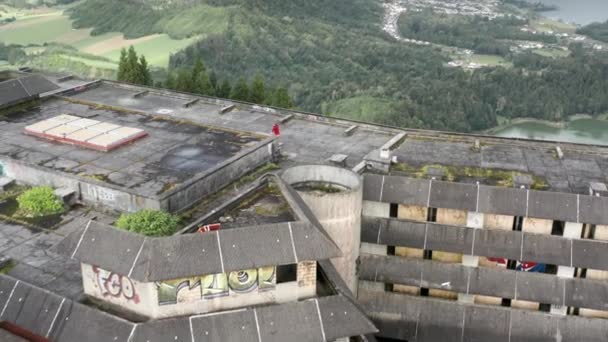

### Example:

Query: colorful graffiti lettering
xmin=93 ymin=266 xmax=140 ymax=304
xmin=157 ymin=266 xmax=276 ymax=306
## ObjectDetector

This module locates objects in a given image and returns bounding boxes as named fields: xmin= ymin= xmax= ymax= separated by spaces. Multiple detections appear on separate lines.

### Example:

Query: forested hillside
xmin=64 ymin=0 xmax=608 ymax=133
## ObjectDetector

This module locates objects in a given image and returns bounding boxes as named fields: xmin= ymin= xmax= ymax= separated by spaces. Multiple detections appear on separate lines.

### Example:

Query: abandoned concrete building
xmin=0 ymin=71 xmax=608 ymax=341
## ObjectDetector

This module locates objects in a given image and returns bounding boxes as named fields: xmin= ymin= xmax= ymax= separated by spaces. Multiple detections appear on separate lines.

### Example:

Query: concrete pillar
xmin=360 ymin=201 xmax=390 ymax=292
xmin=580 ymin=224 xmax=608 ymax=318
xmin=282 ymin=165 xmax=362 ymax=295
xmin=511 ymin=218 xmax=553 ymax=310
xmin=551 ymin=222 xmax=583 ymax=315
xmin=459 ymin=212 xmax=483 ymax=304
xmin=477 ymin=214 xmax=515 ymax=306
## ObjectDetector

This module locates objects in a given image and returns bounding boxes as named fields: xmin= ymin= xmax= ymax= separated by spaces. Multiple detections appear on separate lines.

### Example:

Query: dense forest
xmin=61 ymin=0 xmax=608 ymax=132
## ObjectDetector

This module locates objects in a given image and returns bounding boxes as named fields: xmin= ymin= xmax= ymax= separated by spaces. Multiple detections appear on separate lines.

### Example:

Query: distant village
xmin=383 ymin=0 xmax=607 ymax=70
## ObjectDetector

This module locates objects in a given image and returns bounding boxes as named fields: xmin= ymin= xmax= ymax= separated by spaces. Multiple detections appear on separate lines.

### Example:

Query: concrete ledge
xmin=359 ymin=289 xmax=608 ymax=342
xmin=220 ymin=104 xmax=236 ymax=114
xmin=363 ymin=174 xmax=608 ymax=225
xmin=56 ymin=75 xmax=74 ymax=83
xmin=54 ymin=187 xmax=77 ymax=206
xmin=360 ymin=254 xmax=608 ymax=311
xmin=380 ymin=132 xmax=407 ymax=151
xmin=279 ymin=114 xmax=294 ymax=124
xmin=132 ymin=90 xmax=149 ymax=98
xmin=344 ymin=125 xmax=359 ymax=136
xmin=352 ymin=161 xmax=367 ymax=174
xmin=361 ymin=216 xmax=608 ymax=272
xmin=183 ymin=98 xmax=199 ymax=108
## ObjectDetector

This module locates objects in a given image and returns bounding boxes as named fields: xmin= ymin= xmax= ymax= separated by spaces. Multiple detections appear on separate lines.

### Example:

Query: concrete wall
xmin=81 ymin=263 xmax=156 ymax=315
xmin=1 ymin=157 xmax=160 ymax=212
xmin=1 ymin=139 xmax=274 ymax=213
xmin=83 ymin=261 xmax=313 ymax=319
xmin=282 ymin=165 xmax=362 ymax=295
xmin=160 ymin=138 xmax=276 ymax=212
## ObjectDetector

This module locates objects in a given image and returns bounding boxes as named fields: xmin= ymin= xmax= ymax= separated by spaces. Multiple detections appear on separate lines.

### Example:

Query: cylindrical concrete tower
xmin=282 ymin=165 xmax=362 ymax=295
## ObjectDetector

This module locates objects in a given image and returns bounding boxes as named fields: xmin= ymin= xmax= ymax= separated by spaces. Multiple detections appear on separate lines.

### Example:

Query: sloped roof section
xmin=53 ymin=219 xmax=341 ymax=282
xmin=0 ymin=75 xmax=59 ymax=107
xmin=0 ymin=275 xmax=376 ymax=342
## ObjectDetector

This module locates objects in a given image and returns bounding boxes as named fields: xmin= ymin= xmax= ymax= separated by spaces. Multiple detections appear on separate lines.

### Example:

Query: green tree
xmin=165 ymin=72 xmax=177 ymax=89
xmin=250 ymin=74 xmax=266 ymax=104
xmin=138 ymin=55 xmax=152 ymax=86
xmin=209 ymin=71 xmax=218 ymax=96
xmin=272 ymin=87 xmax=293 ymax=108
xmin=230 ymin=77 xmax=250 ymax=101
xmin=125 ymin=46 xmax=140 ymax=83
xmin=191 ymin=57 xmax=205 ymax=86
xmin=175 ymin=68 xmax=193 ymax=92
xmin=117 ymin=48 xmax=128 ymax=81
xmin=217 ymin=79 xmax=232 ymax=98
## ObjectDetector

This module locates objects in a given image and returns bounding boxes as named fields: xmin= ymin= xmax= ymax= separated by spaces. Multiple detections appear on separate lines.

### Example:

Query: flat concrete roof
xmin=391 ymin=134 xmax=608 ymax=193
xmin=0 ymin=97 xmax=263 ymax=197
xmin=61 ymin=81 xmax=608 ymax=194
xmin=67 ymin=82 xmax=393 ymax=168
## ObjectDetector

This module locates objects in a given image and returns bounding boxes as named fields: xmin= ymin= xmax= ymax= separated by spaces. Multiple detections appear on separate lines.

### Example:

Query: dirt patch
xmin=82 ymin=34 xmax=162 ymax=55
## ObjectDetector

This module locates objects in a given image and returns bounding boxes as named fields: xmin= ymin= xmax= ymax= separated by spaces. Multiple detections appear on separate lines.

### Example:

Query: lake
xmin=493 ymin=119 xmax=608 ymax=146
xmin=531 ymin=0 xmax=608 ymax=25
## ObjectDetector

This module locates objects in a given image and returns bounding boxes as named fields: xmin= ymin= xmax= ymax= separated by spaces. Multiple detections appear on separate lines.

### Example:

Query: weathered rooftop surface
xmin=0 ymin=274 xmax=376 ymax=342
xmin=54 ymin=219 xmax=341 ymax=282
xmin=0 ymin=74 xmax=59 ymax=108
xmin=391 ymin=134 xmax=608 ymax=193
xmin=0 ymin=97 xmax=263 ymax=197
xmin=59 ymin=81 xmax=608 ymax=194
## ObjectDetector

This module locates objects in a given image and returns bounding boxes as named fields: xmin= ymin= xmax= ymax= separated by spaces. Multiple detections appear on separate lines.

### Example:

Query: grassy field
xmin=101 ymin=34 xmax=200 ymax=67
xmin=469 ymin=54 xmax=513 ymax=67
xmin=0 ymin=10 xmax=197 ymax=68
xmin=530 ymin=18 xmax=577 ymax=34
xmin=532 ymin=48 xmax=571 ymax=58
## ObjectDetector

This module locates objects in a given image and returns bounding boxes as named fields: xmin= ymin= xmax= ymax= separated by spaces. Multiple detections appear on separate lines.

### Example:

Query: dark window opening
xmin=551 ymin=221 xmax=565 ymax=236
xmin=512 ymin=216 xmax=524 ymax=231
xmin=427 ymin=208 xmax=437 ymax=222
xmin=387 ymin=246 xmax=396 ymax=256
xmin=539 ymin=303 xmax=552 ymax=312
xmin=277 ymin=264 xmax=297 ymax=283
xmin=501 ymin=298 xmax=512 ymax=307
xmin=390 ymin=203 xmax=399 ymax=218
xmin=377 ymin=337 xmax=408 ymax=342
xmin=423 ymin=250 xmax=433 ymax=260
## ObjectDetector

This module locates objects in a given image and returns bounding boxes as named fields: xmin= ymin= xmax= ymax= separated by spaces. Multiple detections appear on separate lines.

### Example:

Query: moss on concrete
xmin=391 ymin=162 xmax=548 ymax=189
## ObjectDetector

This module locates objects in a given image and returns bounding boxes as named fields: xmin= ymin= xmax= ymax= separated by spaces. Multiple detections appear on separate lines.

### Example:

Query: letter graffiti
xmin=157 ymin=266 xmax=276 ymax=306
xmin=93 ymin=266 xmax=140 ymax=304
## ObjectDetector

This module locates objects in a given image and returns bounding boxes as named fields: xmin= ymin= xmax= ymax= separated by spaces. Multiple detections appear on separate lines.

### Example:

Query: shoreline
xmin=484 ymin=114 xmax=608 ymax=134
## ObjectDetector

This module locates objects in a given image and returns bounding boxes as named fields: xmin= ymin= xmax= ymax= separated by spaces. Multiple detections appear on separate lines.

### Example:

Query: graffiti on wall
xmin=93 ymin=266 xmax=140 ymax=304
xmin=157 ymin=266 xmax=276 ymax=306
xmin=0 ymin=160 xmax=5 ymax=176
